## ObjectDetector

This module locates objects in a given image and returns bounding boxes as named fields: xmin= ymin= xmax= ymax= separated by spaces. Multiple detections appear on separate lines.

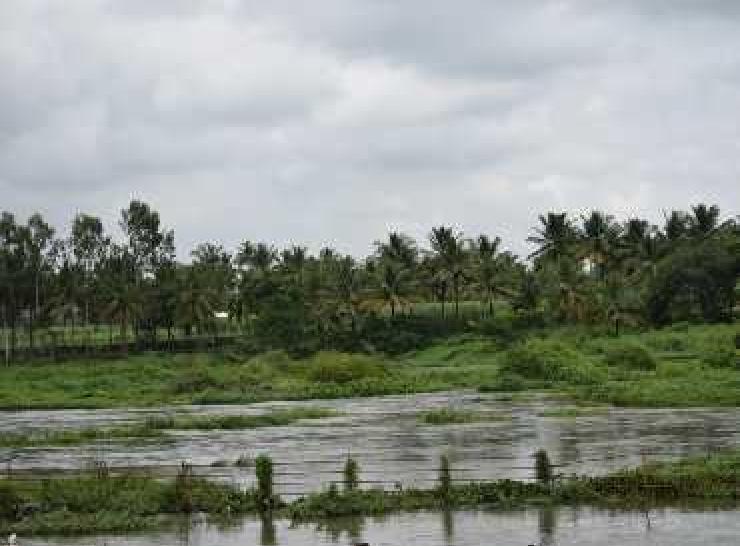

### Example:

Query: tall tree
xmin=527 ymin=212 xmax=577 ymax=269
xmin=375 ymin=232 xmax=417 ymax=317
xmin=473 ymin=234 xmax=510 ymax=318
xmin=428 ymin=226 xmax=469 ymax=318
xmin=690 ymin=203 xmax=721 ymax=238
xmin=70 ymin=213 xmax=107 ymax=326
xmin=578 ymin=210 xmax=621 ymax=281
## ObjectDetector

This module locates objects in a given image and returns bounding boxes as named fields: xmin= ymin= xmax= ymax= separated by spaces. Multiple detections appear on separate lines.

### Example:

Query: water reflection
xmin=538 ymin=506 xmax=556 ymax=546
xmin=259 ymin=514 xmax=277 ymax=546
xmin=23 ymin=506 xmax=740 ymax=546
xmin=442 ymin=509 xmax=454 ymax=545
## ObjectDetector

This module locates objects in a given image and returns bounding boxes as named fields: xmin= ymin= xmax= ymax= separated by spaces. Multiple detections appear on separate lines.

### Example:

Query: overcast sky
xmin=1 ymin=1 xmax=739 ymax=258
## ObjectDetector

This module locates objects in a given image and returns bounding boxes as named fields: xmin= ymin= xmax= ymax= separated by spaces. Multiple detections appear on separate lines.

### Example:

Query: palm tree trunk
xmin=120 ymin=311 xmax=128 ymax=355
xmin=454 ymin=282 xmax=460 ymax=319
xmin=3 ymin=304 xmax=10 ymax=366
xmin=27 ymin=306 xmax=33 ymax=351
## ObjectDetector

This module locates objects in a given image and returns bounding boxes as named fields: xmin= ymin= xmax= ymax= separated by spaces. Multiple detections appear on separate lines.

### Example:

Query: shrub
xmin=702 ymin=345 xmax=738 ymax=369
xmin=0 ymin=482 xmax=22 ymax=520
xmin=499 ymin=339 xmax=604 ymax=385
xmin=343 ymin=457 xmax=359 ymax=492
xmin=481 ymin=372 xmax=526 ymax=392
xmin=604 ymin=342 xmax=657 ymax=371
xmin=306 ymin=352 xmax=387 ymax=384
xmin=170 ymin=367 xmax=225 ymax=394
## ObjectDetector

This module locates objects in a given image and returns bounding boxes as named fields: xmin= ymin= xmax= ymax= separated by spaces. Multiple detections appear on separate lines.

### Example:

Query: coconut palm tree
xmin=527 ymin=213 xmax=577 ymax=268
xmin=377 ymin=260 xmax=412 ymax=318
xmin=474 ymin=234 xmax=513 ymax=318
xmin=374 ymin=232 xmax=417 ymax=317
xmin=578 ymin=211 xmax=621 ymax=281
xmin=429 ymin=226 xmax=470 ymax=319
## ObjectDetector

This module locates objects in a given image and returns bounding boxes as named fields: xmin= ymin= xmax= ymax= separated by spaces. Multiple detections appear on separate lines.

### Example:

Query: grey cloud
xmin=0 ymin=0 xmax=738 ymax=259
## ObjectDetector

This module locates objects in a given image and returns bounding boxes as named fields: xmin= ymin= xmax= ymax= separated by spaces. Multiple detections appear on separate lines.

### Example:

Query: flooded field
xmin=20 ymin=506 xmax=740 ymax=546
xmin=1 ymin=391 xmax=738 ymax=496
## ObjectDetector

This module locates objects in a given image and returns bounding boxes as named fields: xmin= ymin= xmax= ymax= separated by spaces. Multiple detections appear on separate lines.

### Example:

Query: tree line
xmin=0 ymin=201 xmax=737 ymax=357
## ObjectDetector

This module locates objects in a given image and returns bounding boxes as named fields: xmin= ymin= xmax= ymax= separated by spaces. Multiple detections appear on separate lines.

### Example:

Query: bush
xmin=499 ymin=339 xmax=604 ymax=385
xmin=170 ymin=366 xmax=225 ymax=394
xmin=478 ymin=372 xmax=526 ymax=392
xmin=702 ymin=345 xmax=738 ymax=369
xmin=604 ymin=342 xmax=657 ymax=371
xmin=306 ymin=352 xmax=387 ymax=384
xmin=0 ymin=482 xmax=22 ymax=520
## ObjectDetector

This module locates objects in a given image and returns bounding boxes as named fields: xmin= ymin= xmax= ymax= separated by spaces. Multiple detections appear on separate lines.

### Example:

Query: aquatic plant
xmin=534 ymin=449 xmax=553 ymax=485
xmin=438 ymin=455 xmax=452 ymax=499
xmin=343 ymin=456 xmax=360 ymax=492
xmin=255 ymin=454 xmax=275 ymax=511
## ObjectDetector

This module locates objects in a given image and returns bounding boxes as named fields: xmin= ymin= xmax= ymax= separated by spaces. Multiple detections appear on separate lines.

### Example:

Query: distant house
xmin=214 ymin=311 xmax=229 ymax=320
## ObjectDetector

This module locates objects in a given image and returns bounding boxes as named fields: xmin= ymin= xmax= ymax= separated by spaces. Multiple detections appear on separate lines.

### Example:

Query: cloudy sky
xmin=1 ymin=1 xmax=739 ymax=258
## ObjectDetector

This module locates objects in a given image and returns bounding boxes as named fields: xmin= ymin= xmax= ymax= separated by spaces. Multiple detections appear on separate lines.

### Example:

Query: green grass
xmin=0 ymin=324 xmax=736 ymax=409
xmin=0 ymin=407 xmax=339 ymax=448
xmin=0 ymin=424 xmax=167 ymax=448
xmin=153 ymin=407 xmax=340 ymax=431
xmin=538 ymin=406 xmax=609 ymax=418
xmin=417 ymin=408 xmax=506 ymax=425
xmin=5 ymin=449 xmax=737 ymax=536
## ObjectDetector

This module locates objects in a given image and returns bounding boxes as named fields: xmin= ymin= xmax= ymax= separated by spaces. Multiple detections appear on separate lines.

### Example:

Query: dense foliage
xmin=0 ymin=201 xmax=737 ymax=360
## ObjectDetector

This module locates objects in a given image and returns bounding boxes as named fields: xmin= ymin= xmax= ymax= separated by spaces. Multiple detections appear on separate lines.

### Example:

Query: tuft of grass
xmin=538 ymin=406 xmax=609 ymax=418
xmin=162 ymin=407 xmax=340 ymax=430
xmin=417 ymin=408 xmax=505 ymax=425
xmin=0 ymin=424 xmax=166 ymax=449
xmin=0 ymin=407 xmax=339 ymax=448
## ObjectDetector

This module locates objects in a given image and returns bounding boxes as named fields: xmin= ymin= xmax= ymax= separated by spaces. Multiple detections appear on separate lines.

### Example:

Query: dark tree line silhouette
xmin=0 ymin=201 xmax=737 ymax=358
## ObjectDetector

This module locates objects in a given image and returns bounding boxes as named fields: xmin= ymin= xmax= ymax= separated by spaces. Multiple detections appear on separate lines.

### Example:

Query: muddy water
xmin=22 ymin=507 xmax=740 ymax=546
xmin=1 ymin=392 xmax=738 ymax=496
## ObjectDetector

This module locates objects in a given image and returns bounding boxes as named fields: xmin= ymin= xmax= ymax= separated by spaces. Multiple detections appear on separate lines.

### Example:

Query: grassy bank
xmin=0 ymin=407 xmax=339 ymax=448
xmin=1 ymin=450 xmax=737 ymax=536
xmin=0 ymin=324 xmax=736 ymax=410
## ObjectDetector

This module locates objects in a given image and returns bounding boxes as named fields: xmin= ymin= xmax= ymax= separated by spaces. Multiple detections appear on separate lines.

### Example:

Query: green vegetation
xmin=0 ymin=324 xmax=737 ymax=409
xmin=150 ymin=407 xmax=340 ymax=431
xmin=0 ymin=424 xmax=166 ymax=448
xmin=343 ymin=457 xmax=360 ymax=492
xmin=0 ymin=407 xmax=338 ymax=448
xmin=0 ymin=470 xmax=260 ymax=536
xmin=418 ymin=408 xmax=505 ymax=425
xmin=603 ymin=342 xmax=657 ymax=370
xmin=0 ymin=200 xmax=736 ymax=412
xmin=0 ymin=200 xmax=737 ymax=361
xmin=2 ymin=450 xmax=737 ymax=536
xmin=538 ymin=406 xmax=609 ymax=418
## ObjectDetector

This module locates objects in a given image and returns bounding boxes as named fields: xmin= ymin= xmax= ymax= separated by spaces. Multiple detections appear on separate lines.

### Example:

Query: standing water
xmin=19 ymin=507 xmax=740 ymax=546
xmin=2 ymin=392 xmax=737 ymax=495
